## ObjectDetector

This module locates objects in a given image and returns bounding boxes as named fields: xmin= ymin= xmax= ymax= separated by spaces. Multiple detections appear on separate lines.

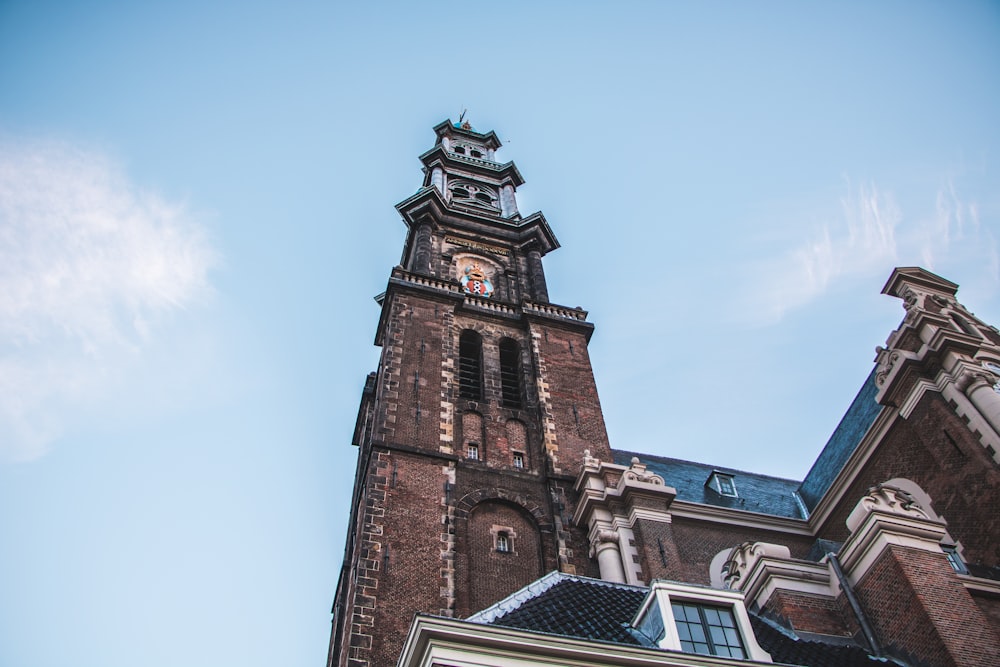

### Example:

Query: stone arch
xmin=454 ymin=487 xmax=551 ymax=529
xmin=460 ymin=497 xmax=546 ymax=614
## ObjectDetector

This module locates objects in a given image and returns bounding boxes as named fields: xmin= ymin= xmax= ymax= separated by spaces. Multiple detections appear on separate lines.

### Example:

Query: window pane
xmin=671 ymin=603 xmax=745 ymax=658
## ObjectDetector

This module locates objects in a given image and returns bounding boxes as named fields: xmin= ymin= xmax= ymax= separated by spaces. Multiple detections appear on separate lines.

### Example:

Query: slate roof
xmin=612 ymin=450 xmax=807 ymax=519
xmin=798 ymin=369 xmax=883 ymax=511
xmin=471 ymin=572 xmax=901 ymax=667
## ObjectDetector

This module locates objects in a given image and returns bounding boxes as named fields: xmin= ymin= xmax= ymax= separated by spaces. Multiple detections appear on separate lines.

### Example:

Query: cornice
xmin=418 ymin=144 xmax=525 ymax=187
xmin=669 ymin=500 xmax=813 ymax=536
xmin=374 ymin=268 xmax=595 ymax=344
xmin=837 ymin=509 xmax=948 ymax=584
xmin=959 ymin=573 xmax=1000 ymax=598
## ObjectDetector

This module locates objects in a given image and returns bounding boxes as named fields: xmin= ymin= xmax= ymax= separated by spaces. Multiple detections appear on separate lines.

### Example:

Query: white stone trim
xmin=838 ymin=510 xmax=948 ymax=586
xmin=669 ymin=501 xmax=812 ymax=536
xmin=400 ymin=614 xmax=778 ymax=667
xmin=639 ymin=581 xmax=773 ymax=663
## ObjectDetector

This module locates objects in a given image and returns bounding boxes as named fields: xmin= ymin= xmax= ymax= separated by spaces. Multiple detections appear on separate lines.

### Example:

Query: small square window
xmin=513 ymin=452 xmax=524 ymax=468
xmin=467 ymin=443 xmax=479 ymax=460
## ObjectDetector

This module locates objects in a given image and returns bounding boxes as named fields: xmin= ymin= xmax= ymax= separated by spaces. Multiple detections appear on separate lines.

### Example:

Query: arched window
xmin=499 ymin=338 xmax=522 ymax=409
xmin=496 ymin=531 xmax=511 ymax=553
xmin=458 ymin=330 xmax=483 ymax=400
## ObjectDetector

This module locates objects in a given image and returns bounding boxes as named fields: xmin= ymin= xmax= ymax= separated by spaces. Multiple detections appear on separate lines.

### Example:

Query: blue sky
xmin=1 ymin=2 xmax=998 ymax=666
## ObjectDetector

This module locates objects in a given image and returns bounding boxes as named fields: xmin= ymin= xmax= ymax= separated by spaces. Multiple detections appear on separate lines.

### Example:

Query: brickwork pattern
xmin=528 ymin=323 xmax=612 ymax=474
xmin=467 ymin=501 xmax=543 ymax=612
xmin=630 ymin=518 xmax=683 ymax=582
xmin=367 ymin=450 xmax=452 ymax=667
xmin=854 ymin=545 xmax=1000 ymax=667
xmin=666 ymin=517 xmax=815 ymax=585
xmin=972 ymin=592 xmax=1000 ymax=639
xmin=452 ymin=482 xmax=553 ymax=617
xmin=763 ymin=590 xmax=853 ymax=637
xmin=817 ymin=392 xmax=1000 ymax=569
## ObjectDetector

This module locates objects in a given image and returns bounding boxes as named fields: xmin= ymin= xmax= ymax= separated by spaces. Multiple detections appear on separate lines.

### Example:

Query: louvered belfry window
xmin=499 ymin=338 xmax=522 ymax=409
xmin=458 ymin=330 xmax=483 ymax=400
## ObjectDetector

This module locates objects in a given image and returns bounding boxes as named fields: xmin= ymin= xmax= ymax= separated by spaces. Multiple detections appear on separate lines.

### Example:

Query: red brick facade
xmin=329 ymin=123 xmax=1000 ymax=667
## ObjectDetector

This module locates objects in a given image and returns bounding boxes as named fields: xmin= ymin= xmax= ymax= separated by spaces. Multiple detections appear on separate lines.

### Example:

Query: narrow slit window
xmin=499 ymin=338 xmax=522 ymax=409
xmin=458 ymin=330 xmax=482 ymax=400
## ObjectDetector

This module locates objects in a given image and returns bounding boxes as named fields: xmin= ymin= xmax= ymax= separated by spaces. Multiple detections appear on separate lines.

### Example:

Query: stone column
xmin=500 ymin=184 xmax=518 ymax=218
xmin=958 ymin=368 xmax=1000 ymax=438
xmin=412 ymin=223 xmax=433 ymax=275
xmin=592 ymin=530 xmax=626 ymax=583
xmin=430 ymin=167 xmax=444 ymax=193
xmin=527 ymin=248 xmax=548 ymax=302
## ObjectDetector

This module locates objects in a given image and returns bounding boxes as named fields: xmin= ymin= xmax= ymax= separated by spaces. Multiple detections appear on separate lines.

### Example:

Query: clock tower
xmin=328 ymin=120 xmax=614 ymax=667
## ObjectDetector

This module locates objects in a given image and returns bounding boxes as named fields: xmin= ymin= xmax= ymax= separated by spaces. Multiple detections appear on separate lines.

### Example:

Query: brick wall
xmin=528 ymin=321 xmax=612 ymax=473
xmin=763 ymin=590 xmax=852 ymax=637
xmin=854 ymin=545 xmax=1000 ymax=667
xmin=816 ymin=391 xmax=1000 ymax=569
xmin=645 ymin=516 xmax=814 ymax=585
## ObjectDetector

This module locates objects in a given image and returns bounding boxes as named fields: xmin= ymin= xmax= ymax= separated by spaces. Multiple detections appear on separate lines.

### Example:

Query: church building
xmin=327 ymin=119 xmax=1000 ymax=667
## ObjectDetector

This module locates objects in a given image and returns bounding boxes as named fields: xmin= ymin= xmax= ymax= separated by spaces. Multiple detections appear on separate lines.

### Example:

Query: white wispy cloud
xmin=743 ymin=176 xmax=998 ymax=325
xmin=0 ymin=137 xmax=218 ymax=461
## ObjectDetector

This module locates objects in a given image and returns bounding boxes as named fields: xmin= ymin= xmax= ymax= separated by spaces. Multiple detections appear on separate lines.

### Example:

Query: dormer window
xmin=708 ymin=472 xmax=738 ymax=498
xmin=672 ymin=603 xmax=745 ymax=658
xmin=630 ymin=581 xmax=771 ymax=661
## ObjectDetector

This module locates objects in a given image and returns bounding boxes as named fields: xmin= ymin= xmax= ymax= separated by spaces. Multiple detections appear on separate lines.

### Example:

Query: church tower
xmin=328 ymin=120 xmax=614 ymax=667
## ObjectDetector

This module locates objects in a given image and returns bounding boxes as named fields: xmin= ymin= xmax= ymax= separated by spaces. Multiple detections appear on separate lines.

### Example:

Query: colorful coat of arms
xmin=460 ymin=264 xmax=494 ymax=298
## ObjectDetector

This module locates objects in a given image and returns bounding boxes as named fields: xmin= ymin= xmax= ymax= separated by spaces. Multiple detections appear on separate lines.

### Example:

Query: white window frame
xmin=631 ymin=581 xmax=772 ymax=662
xmin=708 ymin=472 xmax=738 ymax=498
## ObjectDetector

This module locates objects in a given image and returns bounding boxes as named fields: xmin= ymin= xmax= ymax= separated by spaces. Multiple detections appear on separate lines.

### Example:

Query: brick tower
xmin=327 ymin=119 xmax=613 ymax=667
